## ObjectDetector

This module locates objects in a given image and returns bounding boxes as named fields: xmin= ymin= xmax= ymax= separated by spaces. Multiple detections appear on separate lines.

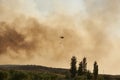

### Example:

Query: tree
xmin=70 ymin=56 xmax=77 ymax=78
xmin=82 ymin=57 xmax=87 ymax=74
xmin=0 ymin=71 xmax=8 ymax=80
xmin=9 ymin=71 xmax=28 ymax=80
xmin=78 ymin=61 xmax=83 ymax=76
xmin=93 ymin=61 xmax=98 ymax=80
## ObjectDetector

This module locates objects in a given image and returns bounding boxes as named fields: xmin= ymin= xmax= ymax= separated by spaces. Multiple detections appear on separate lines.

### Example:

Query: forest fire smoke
xmin=0 ymin=0 xmax=120 ymax=74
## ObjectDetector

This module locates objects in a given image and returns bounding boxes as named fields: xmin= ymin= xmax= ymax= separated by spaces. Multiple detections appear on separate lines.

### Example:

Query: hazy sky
xmin=0 ymin=0 xmax=120 ymax=75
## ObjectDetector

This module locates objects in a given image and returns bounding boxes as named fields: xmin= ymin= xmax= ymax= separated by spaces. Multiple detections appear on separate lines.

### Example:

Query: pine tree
xmin=70 ymin=56 xmax=77 ymax=78
xmin=93 ymin=61 xmax=98 ymax=80
xmin=78 ymin=61 xmax=83 ymax=76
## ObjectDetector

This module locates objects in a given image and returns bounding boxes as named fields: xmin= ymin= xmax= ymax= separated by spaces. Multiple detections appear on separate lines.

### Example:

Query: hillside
xmin=102 ymin=75 xmax=120 ymax=80
xmin=0 ymin=65 xmax=68 ymax=75
xmin=0 ymin=65 xmax=120 ymax=80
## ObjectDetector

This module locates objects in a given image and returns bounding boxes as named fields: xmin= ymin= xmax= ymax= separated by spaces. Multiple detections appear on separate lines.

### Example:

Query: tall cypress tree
xmin=78 ymin=61 xmax=83 ymax=76
xmin=93 ymin=61 xmax=98 ymax=80
xmin=70 ymin=56 xmax=77 ymax=78
xmin=83 ymin=57 xmax=87 ymax=73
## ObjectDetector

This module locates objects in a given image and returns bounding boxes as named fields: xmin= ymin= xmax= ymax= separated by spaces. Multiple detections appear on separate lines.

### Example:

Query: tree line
xmin=0 ymin=70 xmax=60 ymax=80
xmin=0 ymin=57 xmax=104 ymax=80
xmin=70 ymin=56 xmax=99 ymax=80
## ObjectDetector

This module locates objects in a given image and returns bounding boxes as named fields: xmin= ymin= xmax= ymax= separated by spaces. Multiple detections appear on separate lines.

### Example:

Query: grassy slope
xmin=0 ymin=65 xmax=68 ymax=75
xmin=0 ymin=65 xmax=120 ymax=80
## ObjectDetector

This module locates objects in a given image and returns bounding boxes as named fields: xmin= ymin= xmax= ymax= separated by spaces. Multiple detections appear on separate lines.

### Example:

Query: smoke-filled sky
xmin=0 ymin=0 xmax=120 ymax=74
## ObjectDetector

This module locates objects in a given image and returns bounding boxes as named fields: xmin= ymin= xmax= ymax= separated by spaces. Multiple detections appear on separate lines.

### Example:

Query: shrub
xmin=9 ymin=71 xmax=28 ymax=80
xmin=0 ymin=71 xmax=8 ymax=80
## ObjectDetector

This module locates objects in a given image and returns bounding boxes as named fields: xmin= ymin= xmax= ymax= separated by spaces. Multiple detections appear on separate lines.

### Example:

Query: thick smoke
xmin=0 ymin=21 xmax=38 ymax=59
xmin=84 ymin=0 xmax=120 ymax=74
xmin=0 ymin=0 xmax=120 ymax=74
xmin=0 ymin=17 xmax=81 ymax=64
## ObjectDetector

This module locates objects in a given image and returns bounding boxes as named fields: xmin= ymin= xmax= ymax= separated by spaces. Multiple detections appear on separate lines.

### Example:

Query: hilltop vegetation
xmin=0 ymin=57 xmax=119 ymax=80
xmin=69 ymin=56 xmax=102 ymax=80
xmin=0 ymin=70 xmax=64 ymax=80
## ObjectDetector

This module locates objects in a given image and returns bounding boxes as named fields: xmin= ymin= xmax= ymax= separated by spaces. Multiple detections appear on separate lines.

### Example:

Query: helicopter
xmin=60 ymin=36 xmax=64 ymax=39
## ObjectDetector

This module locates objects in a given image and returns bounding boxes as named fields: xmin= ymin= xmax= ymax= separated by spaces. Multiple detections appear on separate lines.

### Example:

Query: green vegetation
xmin=0 ymin=70 xmax=63 ymax=80
xmin=70 ymin=56 xmax=77 ymax=78
xmin=0 ymin=56 xmax=119 ymax=80
xmin=93 ymin=61 xmax=99 ymax=80
xmin=0 ymin=71 xmax=8 ymax=80
xmin=69 ymin=56 xmax=105 ymax=80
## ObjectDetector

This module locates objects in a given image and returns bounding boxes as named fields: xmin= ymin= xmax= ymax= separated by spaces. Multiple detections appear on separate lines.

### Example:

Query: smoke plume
xmin=0 ymin=0 xmax=120 ymax=74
